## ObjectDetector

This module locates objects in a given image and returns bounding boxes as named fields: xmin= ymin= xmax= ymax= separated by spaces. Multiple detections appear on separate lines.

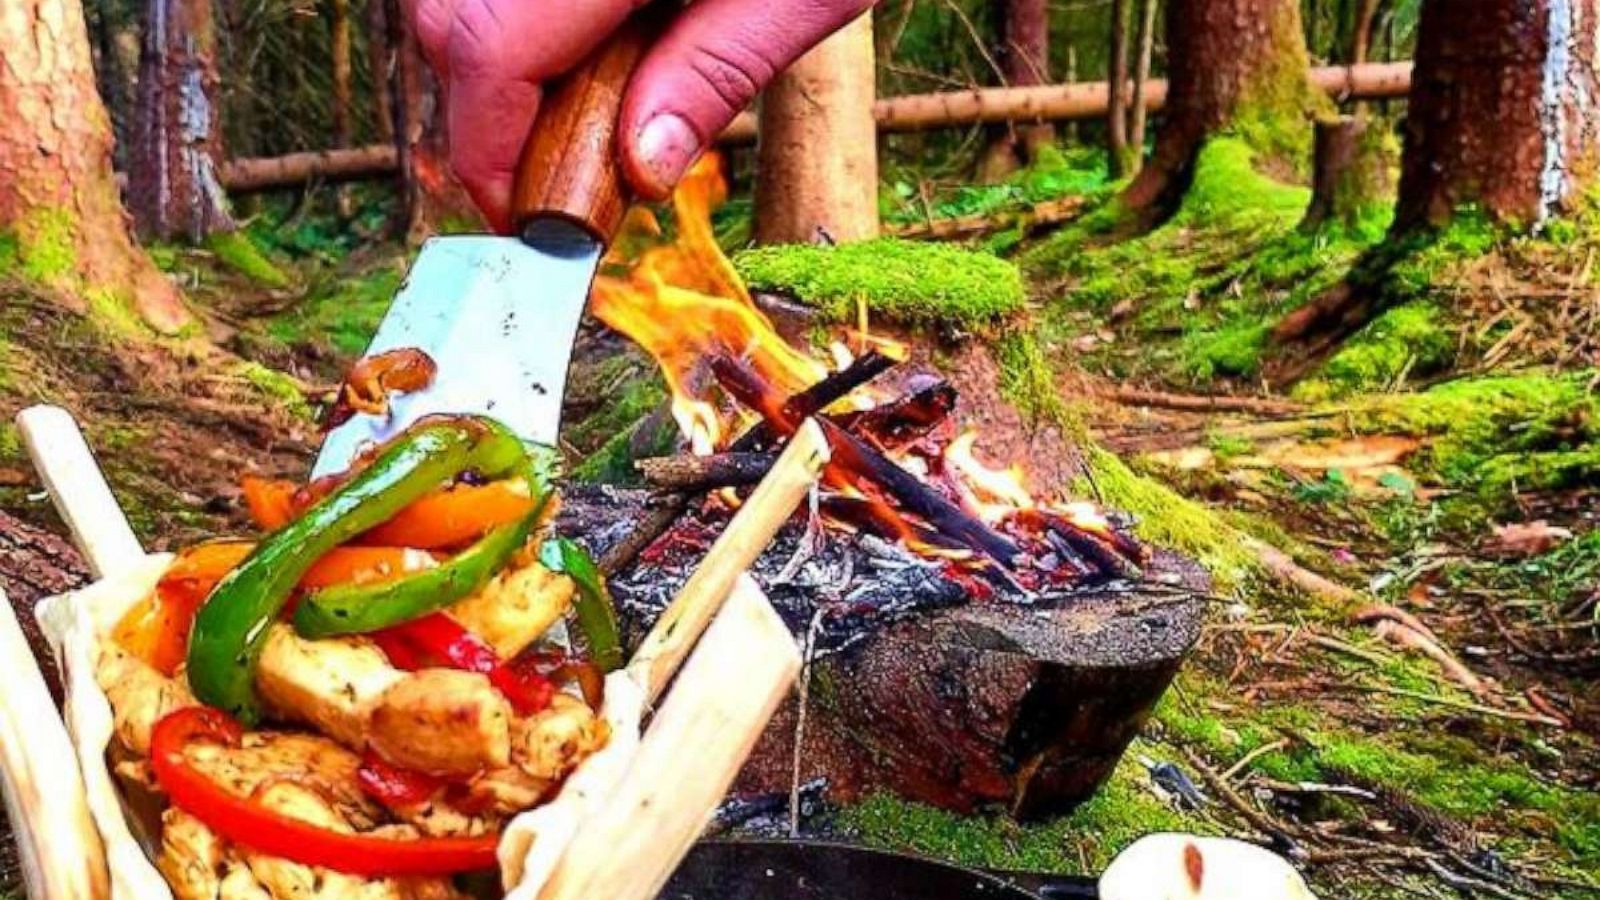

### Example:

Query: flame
xmin=593 ymin=152 xmax=1119 ymax=575
xmin=591 ymin=154 xmax=827 ymax=447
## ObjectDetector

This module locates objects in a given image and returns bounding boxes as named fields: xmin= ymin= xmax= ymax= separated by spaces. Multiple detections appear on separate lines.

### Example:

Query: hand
xmin=413 ymin=0 xmax=875 ymax=232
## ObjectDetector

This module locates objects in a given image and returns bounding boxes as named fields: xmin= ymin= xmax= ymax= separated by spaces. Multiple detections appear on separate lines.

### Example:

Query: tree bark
xmin=1302 ymin=115 xmax=1387 ymax=230
xmin=366 ymin=0 xmax=395 ymax=145
xmin=1392 ymin=0 xmax=1599 ymax=232
xmin=1126 ymin=0 xmax=1158 ymax=174
xmin=754 ymin=13 xmax=880 ymax=245
xmin=0 ymin=0 xmax=186 ymax=332
xmin=1119 ymin=0 xmax=1325 ymax=227
xmin=978 ymin=0 xmax=1055 ymax=181
xmin=329 ymin=0 xmax=354 ymax=216
xmin=128 ymin=0 xmax=235 ymax=242
xmin=1106 ymin=0 xmax=1132 ymax=177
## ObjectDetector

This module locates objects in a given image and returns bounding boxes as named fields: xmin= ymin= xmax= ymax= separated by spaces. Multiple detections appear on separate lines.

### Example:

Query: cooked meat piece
xmin=240 ymin=782 xmax=462 ymax=900
xmin=446 ymin=561 xmax=573 ymax=658
xmin=510 ymin=693 xmax=610 ymax=780
xmin=219 ymin=865 xmax=275 ymax=900
xmin=390 ymin=798 xmax=498 ymax=839
xmin=97 ymin=642 xmax=197 ymax=756
xmin=459 ymin=767 xmax=556 ymax=819
xmin=182 ymin=731 xmax=381 ymax=829
xmin=158 ymin=808 xmax=227 ymax=900
xmin=368 ymin=670 xmax=512 ymax=777
xmin=256 ymin=625 xmax=403 ymax=748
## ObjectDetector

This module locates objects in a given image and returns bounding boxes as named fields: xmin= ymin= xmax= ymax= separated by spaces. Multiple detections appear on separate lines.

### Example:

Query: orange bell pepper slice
xmin=114 ymin=542 xmax=436 ymax=675
xmin=241 ymin=476 xmax=301 ymax=531
xmin=358 ymin=480 xmax=535 ymax=550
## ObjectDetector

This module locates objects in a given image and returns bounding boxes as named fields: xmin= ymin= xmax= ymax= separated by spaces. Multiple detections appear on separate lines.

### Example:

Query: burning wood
xmin=637 ymin=452 xmax=779 ymax=492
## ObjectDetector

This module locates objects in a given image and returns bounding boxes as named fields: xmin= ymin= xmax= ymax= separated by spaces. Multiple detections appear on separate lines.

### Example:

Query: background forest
xmin=2 ymin=0 xmax=1598 ymax=898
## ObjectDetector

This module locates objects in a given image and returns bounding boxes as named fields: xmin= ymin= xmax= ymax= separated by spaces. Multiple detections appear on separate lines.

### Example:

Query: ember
xmin=591 ymin=154 xmax=1145 ymax=596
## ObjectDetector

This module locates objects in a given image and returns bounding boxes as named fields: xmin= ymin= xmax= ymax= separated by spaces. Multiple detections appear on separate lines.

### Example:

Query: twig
xmin=1099 ymin=386 xmax=1306 ymax=417
xmin=1342 ymin=683 xmax=1564 ymax=727
xmin=1308 ymin=633 xmax=1392 ymax=665
xmin=1221 ymin=738 xmax=1290 ymax=781
xmin=1371 ymin=619 xmax=1487 ymax=696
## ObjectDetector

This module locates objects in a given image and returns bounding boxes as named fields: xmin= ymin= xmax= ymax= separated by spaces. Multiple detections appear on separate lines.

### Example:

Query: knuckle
xmin=446 ymin=0 xmax=511 ymax=75
xmin=684 ymin=36 xmax=772 ymax=115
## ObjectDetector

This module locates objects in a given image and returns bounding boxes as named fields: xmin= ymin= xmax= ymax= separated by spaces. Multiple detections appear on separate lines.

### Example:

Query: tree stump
xmin=1302 ymin=116 xmax=1388 ymax=231
xmin=737 ymin=551 xmax=1205 ymax=819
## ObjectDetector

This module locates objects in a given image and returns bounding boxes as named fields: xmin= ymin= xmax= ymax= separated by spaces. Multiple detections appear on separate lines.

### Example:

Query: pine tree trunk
xmin=1126 ymin=0 xmax=1158 ymax=174
xmin=1302 ymin=115 xmax=1387 ymax=230
xmin=1393 ymin=0 xmax=1599 ymax=231
xmin=979 ymin=0 xmax=1055 ymax=181
xmin=1120 ymin=0 xmax=1325 ymax=227
xmin=128 ymin=0 xmax=235 ymax=241
xmin=754 ymin=13 xmax=880 ymax=245
xmin=1106 ymin=0 xmax=1132 ymax=177
xmin=367 ymin=0 xmax=395 ymax=145
xmin=330 ymin=0 xmax=354 ymax=217
xmin=0 ymin=0 xmax=186 ymax=332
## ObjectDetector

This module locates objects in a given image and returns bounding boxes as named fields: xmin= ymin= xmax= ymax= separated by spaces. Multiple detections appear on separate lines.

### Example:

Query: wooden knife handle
xmin=510 ymin=3 xmax=670 ymax=242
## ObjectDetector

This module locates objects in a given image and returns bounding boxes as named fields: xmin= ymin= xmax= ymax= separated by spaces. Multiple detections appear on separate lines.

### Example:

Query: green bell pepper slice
xmin=186 ymin=417 xmax=535 ymax=724
xmin=540 ymin=537 xmax=624 ymax=673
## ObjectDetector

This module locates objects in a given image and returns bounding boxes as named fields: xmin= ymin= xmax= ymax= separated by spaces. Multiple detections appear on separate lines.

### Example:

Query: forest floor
xmin=2 ymin=155 xmax=1598 ymax=899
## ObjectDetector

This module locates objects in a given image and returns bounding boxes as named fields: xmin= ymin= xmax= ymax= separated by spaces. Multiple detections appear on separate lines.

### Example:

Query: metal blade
xmin=313 ymin=225 xmax=600 ymax=477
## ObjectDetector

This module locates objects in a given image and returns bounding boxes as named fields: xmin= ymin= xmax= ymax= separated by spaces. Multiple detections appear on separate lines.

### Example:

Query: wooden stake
xmin=538 ymin=577 xmax=800 ymax=900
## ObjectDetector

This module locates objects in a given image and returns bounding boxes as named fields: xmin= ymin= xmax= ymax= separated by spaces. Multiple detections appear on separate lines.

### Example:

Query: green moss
xmin=0 ymin=208 xmax=78 ymax=284
xmin=1341 ymin=372 xmax=1597 ymax=487
xmin=565 ymin=374 xmax=667 ymax=453
xmin=883 ymin=145 xmax=1111 ymax=229
xmin=840 ymin=765 xmax=1197 ymax=876
xmin=1294 ymin=303 xmax=1454 ymax=401
xmin=1181 ymin=320 xmax=1271 ymax=379
xmin=265 ymin=262 xmax=402 ymax=356
xmin=206 ymin=231 xmax=290 ymax=288
xmin=995 ymin=331 xmax=1075 ymax=432
xmin=1080 ymin=447 xmax=1257 ymax=589
xmin=233 ymin=361 xmax=313 ymax=421
xmin=84 ymin=287 xmax=150 ymax=338
xmin=733 ymin=239 xmax=1025 ymax=330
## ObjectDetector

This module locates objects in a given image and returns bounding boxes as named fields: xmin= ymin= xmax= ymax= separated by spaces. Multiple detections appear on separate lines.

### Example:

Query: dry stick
xmin=1100 ymin=386 xmax=1306 ymax=417
xmin=730 ymin=349 xmax=899 ymax=453
xmin=1221 ymin=738 xmax=1291 ymax=781
xmin=1344 ymin=683 xmax=1564 ymax=728
xmin=635 ymin=452 xmax=778 ymax=492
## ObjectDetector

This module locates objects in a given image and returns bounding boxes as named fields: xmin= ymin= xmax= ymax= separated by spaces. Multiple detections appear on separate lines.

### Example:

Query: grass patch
xmin=206 ymin=231 xmax=291 ymax=288
xmin=733 ymin=238 xmax=1025 ymax=331
xmin=263 ymin=261 xmax=403 ymax=357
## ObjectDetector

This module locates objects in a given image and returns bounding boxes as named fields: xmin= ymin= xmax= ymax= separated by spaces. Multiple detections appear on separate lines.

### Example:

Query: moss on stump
xmin=733 ymin=238 xmax=1025 ymax=330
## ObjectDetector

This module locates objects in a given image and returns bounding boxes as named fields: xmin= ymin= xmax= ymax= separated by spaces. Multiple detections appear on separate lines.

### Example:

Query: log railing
xmin=220 ymin=62 xmax=1412 ymax=193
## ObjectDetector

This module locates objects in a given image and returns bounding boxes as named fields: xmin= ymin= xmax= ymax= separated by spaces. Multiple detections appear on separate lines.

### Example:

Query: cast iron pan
xmin=662 ymin=839 xmax=1098 ymax=899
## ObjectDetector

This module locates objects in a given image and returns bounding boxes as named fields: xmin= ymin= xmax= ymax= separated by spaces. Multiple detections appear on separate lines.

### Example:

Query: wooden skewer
xmin=15 ymin=405 xmax=145 ymax=579
xmin=0 ymin=590 xmax=111 ymax=900
xmin=538 ymin=576 xmax=800 ymax=900
xmin=627 ymin=416 xmax=828 ymax=703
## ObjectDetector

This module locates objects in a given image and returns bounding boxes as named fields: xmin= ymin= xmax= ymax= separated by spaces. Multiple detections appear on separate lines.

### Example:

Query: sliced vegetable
xmin=374 ymin=614 xmax=554 ymax=715
xmin=187 ymin=417 xmax=536 ymax=724
xmin=114 ymin=543 xmax=435 ymax=674
xmin=358 ymin=479 xmax=536 ymax=549
xmin=292 ymin=502 xmax=542 ymax=639
xmin=356 ymin=751 xmax=443 ymax=810
xmin=540 ymin=538 xmax=624 ymax=673
xmin=240 ymin=476 xmax=300 ymax=531
xmin=151 ymin=707 xmax=498 ymax=876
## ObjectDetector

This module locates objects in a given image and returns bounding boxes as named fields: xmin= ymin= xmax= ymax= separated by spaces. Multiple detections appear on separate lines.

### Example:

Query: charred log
xmin=637 ymin=453 xmax=779 ymax=492
xmin=833 ymin=377 xmax=957 ymax=449
xmin=731 ymin=349 xmax=899 ymax=453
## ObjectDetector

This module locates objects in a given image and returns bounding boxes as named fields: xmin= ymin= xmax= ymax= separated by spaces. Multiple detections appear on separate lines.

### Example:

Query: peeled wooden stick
xmin=538 ymin=577 xmax=800 ymax=900
xmin=15 ymin=405 xmax=144 ymax=577
xmin=0 ymin=593 xmax=111 ymax=900
xmin=628 ymin=417 xmax=827 ymax=702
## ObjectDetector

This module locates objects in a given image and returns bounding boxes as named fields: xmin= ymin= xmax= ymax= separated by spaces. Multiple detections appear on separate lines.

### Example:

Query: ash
xmin=560 ymin=486 xmax=1137 ymax=658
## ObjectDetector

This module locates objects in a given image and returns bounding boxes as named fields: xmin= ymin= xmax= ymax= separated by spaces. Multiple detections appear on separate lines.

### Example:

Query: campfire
xmin=583 ymin=155 xmax=1148 ymax=611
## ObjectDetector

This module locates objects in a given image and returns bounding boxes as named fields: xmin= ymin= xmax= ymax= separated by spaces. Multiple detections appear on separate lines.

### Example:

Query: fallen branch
xmin=1371 ymin=620 xmax=1487 ymax=697
xmin=1241 ymin=537 xmax=1363 ymax=609
xmin=636 ymin=452 xmax=777 ymax=492
xmin=1342 ymin=683 xmax=1563 ymax=727
xmin=221 ymin=145 xmax=398 ymax=192
xmin=885 ymin=197 xmax=1086 ymax=242
xmin=1221 ymin=738 xmax=1290 ymax=781
xmin=1099 ymin=386 xmax=1306 ymax=417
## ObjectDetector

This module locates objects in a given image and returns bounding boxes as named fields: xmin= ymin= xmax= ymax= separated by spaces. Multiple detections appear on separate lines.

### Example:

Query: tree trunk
xmin=1119 ymin=0 xmax=1326 ymax=227
xmin=754 ymin=13 xmax=880 ymax=245
xmin=1126 ymin=0 xmax=1158 ymax=174
xmin=1301 ymin=115 xmax=1387 ymax=230
xmin=0 ymin=0 xmax=186 ymax=332
xmin=978 ymin=0 xmax=1055 ymax=181
xmin=367 ymin=0 xmax=394 ymax=145
xmin=380 ymin=0 xmax=477 ymax=243
xmin=1106 ymin=0 xmax=1132 ymax=177
xmin=128 ymin=0 xmax=235 ymax=241
xmin=329 ymin=0 xmax=354 ymax=217
xmin=1392 ymin=0 xmax=1599 ymax=232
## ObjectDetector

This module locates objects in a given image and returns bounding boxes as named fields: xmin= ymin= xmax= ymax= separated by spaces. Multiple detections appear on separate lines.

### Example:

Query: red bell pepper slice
xmin=356 ymin=750 xmax=445 ymax=810
xmin=373 ymin=614 xmax=553 ymax=715
xmin=151 ymin=706 xmax=499 ymax=876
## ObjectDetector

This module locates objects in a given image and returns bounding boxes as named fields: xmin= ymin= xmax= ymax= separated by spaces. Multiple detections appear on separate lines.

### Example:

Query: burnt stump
xmin=561 ymin=488 xmax=1206 ymax=821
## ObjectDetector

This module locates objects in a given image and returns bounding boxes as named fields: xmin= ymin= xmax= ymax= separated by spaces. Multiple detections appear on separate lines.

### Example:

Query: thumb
xmin=619 ymin=0 xmax=875 ymax=200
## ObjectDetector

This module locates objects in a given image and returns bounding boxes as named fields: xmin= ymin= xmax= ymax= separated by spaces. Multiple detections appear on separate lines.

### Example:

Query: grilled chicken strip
xmin=240 ymin=782 xmax=463 ymax=900
xmin=183 ymin=731 xmax=381 ymax=828
xmin=368 ymin=669 xmax=512 ymax=776
xmin=97 ymin=642 xmax=197 ymax=756
xmin=256 ymin=625 xmax=402 ymax=749
xmin=445 ymin=561 xmax=573 ymax=659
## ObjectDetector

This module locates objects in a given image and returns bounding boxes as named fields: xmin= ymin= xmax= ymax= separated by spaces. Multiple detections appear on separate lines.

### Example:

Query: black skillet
xmin=662 ymin=839 xmax=1099 ymax=900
